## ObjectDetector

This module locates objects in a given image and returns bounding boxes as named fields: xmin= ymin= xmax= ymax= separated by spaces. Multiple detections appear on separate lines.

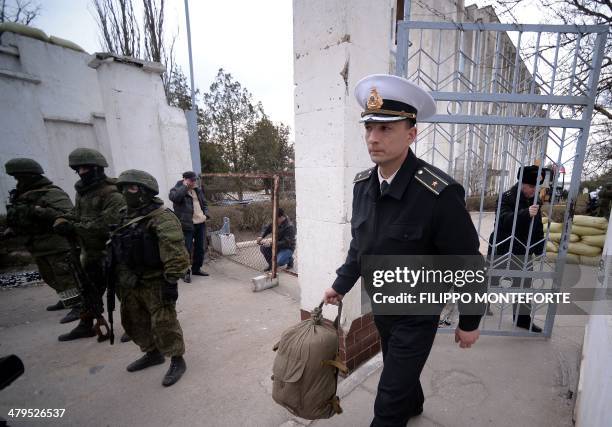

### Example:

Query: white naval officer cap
xmin=354 ymin=74 xmax=437 ymax=123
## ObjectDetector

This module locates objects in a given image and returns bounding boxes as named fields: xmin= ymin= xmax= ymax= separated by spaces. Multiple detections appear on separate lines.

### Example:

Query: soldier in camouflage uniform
xmin=53 ymin=148 xmax=126 ymax=341
xmin=3 ymin=158 xmax=81 ymax=324
xmin=597 ymin=181 xmax=612 ymax=219
xmin=109 ymin=169 xmax=189 ymax=387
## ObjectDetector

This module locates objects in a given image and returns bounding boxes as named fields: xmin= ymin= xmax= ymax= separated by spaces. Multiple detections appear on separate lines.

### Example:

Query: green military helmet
xmin=117 ymin=169 xmax=159 ymax=195
xmin=68 ymin=148 xmax=108 ymax=168
xmin=5 ymin=158 xmax=44 ymax=175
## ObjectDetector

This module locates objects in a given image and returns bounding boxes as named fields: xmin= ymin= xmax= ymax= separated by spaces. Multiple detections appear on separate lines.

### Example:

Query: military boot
xmin=59 ymin=306 xmax=81 ymax=324
xmin=58 ymin=319 xmax=95 ymax=341
xmin=46 ymin=300 xmax=65 ymax=311
xmin=120 ymin=333 xmax=132 ymax=343
xmin=162 ymin=356 xmax=186 ymax=387
xmin=126 ymin=350 xmax=165 ymax=372
xmin=183 ymin=268 xmax=192 ymax=283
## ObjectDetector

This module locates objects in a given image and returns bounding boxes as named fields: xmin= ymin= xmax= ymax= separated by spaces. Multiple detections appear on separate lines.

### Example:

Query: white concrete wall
xmin=0 ymin=30 xmax=192 ymax=212
xmin=574 ymin=216 xmax=612 ymax=427
xmin=293 ymin=0 xmax=395 ymax=328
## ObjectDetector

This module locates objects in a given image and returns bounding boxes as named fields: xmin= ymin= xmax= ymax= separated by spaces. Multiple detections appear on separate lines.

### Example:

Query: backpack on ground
xmin=271 ymin=301 xmax=348 ymax=420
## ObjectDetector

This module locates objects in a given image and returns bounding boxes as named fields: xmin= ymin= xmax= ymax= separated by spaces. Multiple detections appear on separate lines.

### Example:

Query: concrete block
xmin=211 ymin=234 xmax=237 ymax=255
xmin=295 ymin=166 xmax=349 ymax=223
xmin=294 ymin=44 xmax=349 ymax=115
xmin=294 ymin=107 xmax=345 ymax=169
xmin=293 ymin=0 xmax=348 ymax=55
xmin=252 ymin=274 xmax=279 ymax=292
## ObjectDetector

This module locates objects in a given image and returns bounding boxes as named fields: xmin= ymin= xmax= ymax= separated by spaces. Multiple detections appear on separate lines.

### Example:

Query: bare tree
xmin=141 ymin=0 xmax=176 ymax=103
xmin=92 ymin=0 xmax=140 ymax=58
xmin=91 ymin=0 xmax=177 ymax=102
xmin=0 ymin=0 xmax=41 ymax=24
xmin=494 ymin=0 xmax=611 ymax=176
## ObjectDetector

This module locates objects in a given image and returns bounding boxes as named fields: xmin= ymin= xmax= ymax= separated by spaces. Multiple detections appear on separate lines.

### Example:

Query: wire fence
xmin=202 ymin=172 xmax=297 ymax=277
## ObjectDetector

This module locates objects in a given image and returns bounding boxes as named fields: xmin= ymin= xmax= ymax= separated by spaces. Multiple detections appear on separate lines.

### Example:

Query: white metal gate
xmin=395 ymin=19 xmax=608 ymax=337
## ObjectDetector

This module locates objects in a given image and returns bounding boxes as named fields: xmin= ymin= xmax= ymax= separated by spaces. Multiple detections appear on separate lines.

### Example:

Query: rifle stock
xmin=66 ymin=236 xmax=110 ymax=342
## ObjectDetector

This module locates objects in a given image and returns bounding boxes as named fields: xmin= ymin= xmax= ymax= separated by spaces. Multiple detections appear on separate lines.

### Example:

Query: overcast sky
xmin=34 ymin=0 xmax=295 ymax=131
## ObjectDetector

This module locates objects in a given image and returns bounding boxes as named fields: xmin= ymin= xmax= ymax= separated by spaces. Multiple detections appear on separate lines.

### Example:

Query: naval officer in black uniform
xmin=322 ymin=74 xmax=484 ymax=426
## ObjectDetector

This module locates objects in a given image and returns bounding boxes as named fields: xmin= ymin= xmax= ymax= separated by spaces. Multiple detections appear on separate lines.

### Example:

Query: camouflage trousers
xmin=34 ymin=252 xmax=80 ymax=307
xmin=119 ymin=282 xmax=185 ymax=357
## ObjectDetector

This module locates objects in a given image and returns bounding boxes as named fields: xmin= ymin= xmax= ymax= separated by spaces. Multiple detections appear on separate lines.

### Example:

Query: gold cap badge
xmin=366 ymin=88 xmax=384 ymax=110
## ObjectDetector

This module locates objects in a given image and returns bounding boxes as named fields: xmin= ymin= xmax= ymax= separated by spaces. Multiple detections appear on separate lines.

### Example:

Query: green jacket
xmin=6 ymin=176 xmax=73 ymax=256
xmin=113 ymin=199 xmax=189 ymax=288
xmin=65 ymin=177 xmax=125 ymax=259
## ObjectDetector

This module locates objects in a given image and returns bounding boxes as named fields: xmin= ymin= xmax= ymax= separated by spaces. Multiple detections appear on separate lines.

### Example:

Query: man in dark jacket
xmin=168 ymin=171 xmax=210 ymax=282
xmin=257 ymin=208 xmax=296 ymax=271
xmin=488 ymin=165 xmax=545 ymax=332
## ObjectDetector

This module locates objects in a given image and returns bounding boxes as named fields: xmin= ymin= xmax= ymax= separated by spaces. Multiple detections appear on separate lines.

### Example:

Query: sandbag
xmin=542 ymin=217 xmax=549 ymax=224
xmin=272 ymin=302 xmax=347 ymax=420
xmin=0 ymin=22 xmax=48 ymax=42
xmin=580 ymin=255 xmax=601 ymax=267
xmin=547 ymin=222 xmax=562 ymax=233
xmin=580 ymin=235 xmax=605 ymax=248
xmin=571 ymin=225 xmax=605 ymax=237
xmin=48 ymin=35 xmax=86 ymax=53
xmin=549 ymin=233 xmax=579 ymax=243
xmin=545 ymin=252 xmax=579 ymax=264
xmin=567 ymin=242 xmax=601 ymax=257
xmin=546 ymin=241 xmax=558 ymax=252
xmin=573 ymin=215 xmax=608 ymax=230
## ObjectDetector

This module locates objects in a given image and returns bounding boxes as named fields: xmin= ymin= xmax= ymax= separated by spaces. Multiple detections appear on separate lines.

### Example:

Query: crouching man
xmin=110 ymin=169 xmax=190 ymax=386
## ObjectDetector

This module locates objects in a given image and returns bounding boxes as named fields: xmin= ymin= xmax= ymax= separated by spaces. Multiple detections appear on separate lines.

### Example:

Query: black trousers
xmin=184 ymin=222 xmax=206 ymax=270
xmin=371 ymin=315 xmax=439 ymax=427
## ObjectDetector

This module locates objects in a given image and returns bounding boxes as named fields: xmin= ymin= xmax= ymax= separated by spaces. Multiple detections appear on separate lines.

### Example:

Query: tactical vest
xmin=111 ymin=209 xmax=165 ymax=278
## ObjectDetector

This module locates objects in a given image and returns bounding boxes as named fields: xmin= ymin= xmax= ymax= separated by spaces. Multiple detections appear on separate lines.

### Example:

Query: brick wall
xmin=300 ymin=309 xmax=381 ymax=374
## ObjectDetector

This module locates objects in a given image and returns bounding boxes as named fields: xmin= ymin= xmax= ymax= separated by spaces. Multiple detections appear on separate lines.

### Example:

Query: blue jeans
xmin=260 ymin=246 xmax=294 ymax=268
xmin=183 ymin=223 xmax=206 ymax=270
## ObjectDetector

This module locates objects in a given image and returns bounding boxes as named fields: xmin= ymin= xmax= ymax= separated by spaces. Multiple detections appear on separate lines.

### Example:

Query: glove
xmin=161 ymin=281 xmax=179 ymax=304
xmin=1 ymin=228 xmax=15 ymax=240
xmin=53 ymin=218 xmax=75 ymax=237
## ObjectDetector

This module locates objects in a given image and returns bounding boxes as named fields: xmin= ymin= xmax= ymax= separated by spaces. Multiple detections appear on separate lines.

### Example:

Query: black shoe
xmin=515 ymin=316 xmax=542 ymax=333
xmin=59 ymin=307 xmax=81 ymax=324
xmin=58 ymin=320 xmax=95 ymax=341
xmin=47 ymin=300 xmax=65 ymax=311
xmin=162 ymin=356 xmax=186 ymax=387
xmin=286 ymin=258 xmax=294 ymax=269
xmin=126 ymin=350 xmax=165 ymax=372
xmin=516 ymin=321 xmax=543 ymax=333
xmin=183 ymin=269 xmax=191 ymax=283
xmin=120 ymin=333 xmax=132 ymax=343
xmin=192 ymin=269 xmax=209 ymax=277
xmin=263 ymin=266 xmax=271 ymax=272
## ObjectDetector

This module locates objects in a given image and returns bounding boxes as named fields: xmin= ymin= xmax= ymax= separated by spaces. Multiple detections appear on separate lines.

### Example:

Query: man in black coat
xmin=169 ymin=171 xmax=210 ymax=282
xmin=322 ymin=74 xmax=485 ymax=427
xmin=257 ymin=208 xmax=296 ymax=271
xmin=488 ymin=165 xmax=545 ymax=332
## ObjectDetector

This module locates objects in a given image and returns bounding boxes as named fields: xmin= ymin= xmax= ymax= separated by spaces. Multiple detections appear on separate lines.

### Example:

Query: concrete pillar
xmin=89 ymin=56 xmax=192 ymax=206
xmin=293 ymin=0 xmax=395 ymax=372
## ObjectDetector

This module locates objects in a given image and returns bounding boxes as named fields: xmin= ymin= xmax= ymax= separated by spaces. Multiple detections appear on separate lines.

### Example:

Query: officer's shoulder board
xmin=353 ymin=167 xmax=374 ymax=184
xmin=414 ymin=166 xmax=451 ymax=196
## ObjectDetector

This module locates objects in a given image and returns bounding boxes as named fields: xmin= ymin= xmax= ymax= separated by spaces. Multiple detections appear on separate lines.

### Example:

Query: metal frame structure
xmin=395 ymin=19 xmax=608 ymax=337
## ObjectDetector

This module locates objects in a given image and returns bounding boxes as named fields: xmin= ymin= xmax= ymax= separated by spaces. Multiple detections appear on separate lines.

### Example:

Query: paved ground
xmin=0 ymin=259 xmax=301 ymax=427
xmin=0 ymin=258 xmax=590 ymax=427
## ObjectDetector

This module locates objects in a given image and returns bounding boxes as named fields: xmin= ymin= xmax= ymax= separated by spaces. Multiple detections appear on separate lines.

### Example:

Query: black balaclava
xmin=123 ymin=186 xmax=155 ymax=211
xmin=77 ymin=165 xmax=105 ymax=186
xmin=14 ymin=173 xmax=44 ymax=192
